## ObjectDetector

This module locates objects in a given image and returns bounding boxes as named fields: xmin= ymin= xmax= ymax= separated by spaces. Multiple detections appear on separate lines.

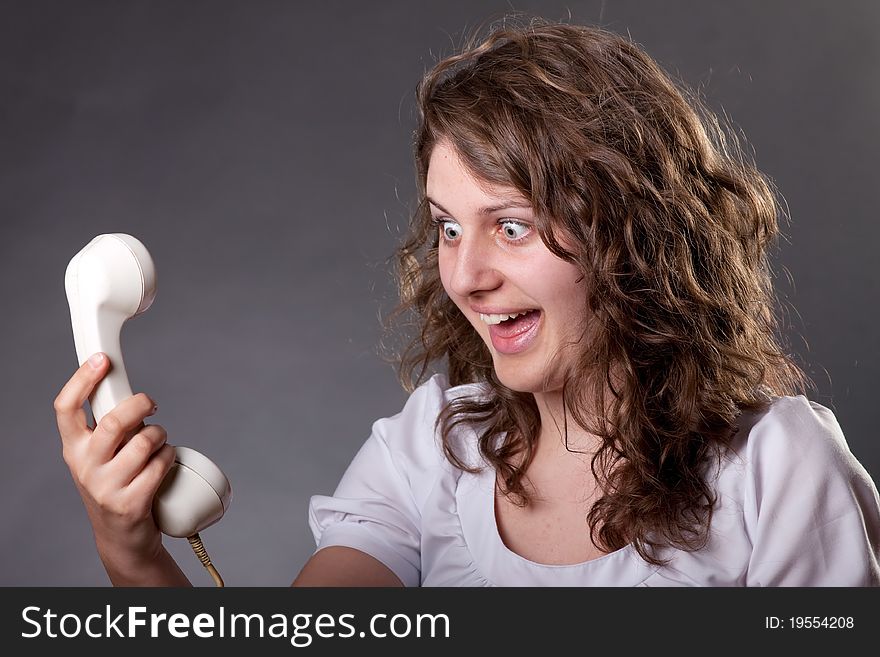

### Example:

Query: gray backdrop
xmin=2 ymin=0 xmax=877 ymax=586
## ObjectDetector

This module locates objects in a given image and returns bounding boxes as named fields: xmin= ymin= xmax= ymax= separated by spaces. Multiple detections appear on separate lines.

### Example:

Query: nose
xmin=445 ymin=233 xmax=503 ymax=298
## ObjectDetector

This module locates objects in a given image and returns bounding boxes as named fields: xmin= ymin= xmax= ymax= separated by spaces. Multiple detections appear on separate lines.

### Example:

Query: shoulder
xmin=370 ymin=373 xmax=491 ymax=481
xmin=306 ymin=374 xmax=494 ymax=586
xmin=718 ymin=394 xmax=878 ymax=505
xmin=372 ymin=373 xmax=490 ymax=446
xmin=678 ymin=395 xmax=880 ymax=586
xmin=728 ymin=395 xmax=858 ymax=479
xmin=720 ymin=395 xmax=880 ymax=585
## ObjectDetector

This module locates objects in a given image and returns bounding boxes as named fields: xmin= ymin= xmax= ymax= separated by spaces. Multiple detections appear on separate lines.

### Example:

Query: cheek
xmin=542 ymin=264 xmax=587 ymax=317
xmin=437 ymin=251 xmax=454 ymax=298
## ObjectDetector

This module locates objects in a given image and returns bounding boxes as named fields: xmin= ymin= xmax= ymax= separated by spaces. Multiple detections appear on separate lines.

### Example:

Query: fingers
xmin=90 ymin=392 xmax=158 ymax=464
xmin=111 ymin=424 xmax=169 ymax=487
xmin=55 ymin=353 xmax=173 ymax=553
xmin=54 ymin=352 xmax=110 ymax=442
xmin=127 ymin=443 xmax=177 ymax=502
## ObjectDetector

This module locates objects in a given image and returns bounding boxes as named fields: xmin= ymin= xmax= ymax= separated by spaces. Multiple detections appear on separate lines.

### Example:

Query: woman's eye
xmin=431 ymin=217 xmax=531 ymax=245
xmin=500 ymin=220 xmax=530 ymax=241
xmin=439 ymin=220 xmax=462 ymax=241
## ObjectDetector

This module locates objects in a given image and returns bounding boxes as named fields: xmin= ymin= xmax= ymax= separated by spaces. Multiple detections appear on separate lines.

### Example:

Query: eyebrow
xmin=426 ymin=196 xmax=533 ymax=217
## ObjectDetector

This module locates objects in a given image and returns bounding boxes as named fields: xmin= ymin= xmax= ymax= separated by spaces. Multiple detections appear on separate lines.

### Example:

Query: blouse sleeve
xmin=743 ymin=396 xmax=880 ymax=586
xmin=306 ymin=374 xmax=449 ymax=587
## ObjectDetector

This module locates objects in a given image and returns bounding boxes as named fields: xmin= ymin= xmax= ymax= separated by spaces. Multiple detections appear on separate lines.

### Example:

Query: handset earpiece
xmin=64 ymin=234 xmax=156 ymax=423
xmin=65 ymin=234 xmax=232 ymax=551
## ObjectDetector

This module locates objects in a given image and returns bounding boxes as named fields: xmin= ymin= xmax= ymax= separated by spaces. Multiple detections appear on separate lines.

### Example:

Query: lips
xmin=479 ymin=309 xmax=537 ymax=325
xmin=487 ymin=310 xmax=542 ymax=354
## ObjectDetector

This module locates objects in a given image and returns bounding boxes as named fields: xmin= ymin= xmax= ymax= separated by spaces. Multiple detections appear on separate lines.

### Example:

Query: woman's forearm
xmin=98 ymin=542 xmax=193 ymax=587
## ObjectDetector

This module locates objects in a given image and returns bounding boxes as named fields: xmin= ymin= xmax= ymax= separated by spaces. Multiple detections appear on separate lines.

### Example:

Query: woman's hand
xmin=54 ymin=352 xmax=178 ymax=580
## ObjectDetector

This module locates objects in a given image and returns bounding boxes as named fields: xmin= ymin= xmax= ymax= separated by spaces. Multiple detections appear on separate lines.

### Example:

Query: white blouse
xmin=308 ymin=374 xmax=880 ymax=586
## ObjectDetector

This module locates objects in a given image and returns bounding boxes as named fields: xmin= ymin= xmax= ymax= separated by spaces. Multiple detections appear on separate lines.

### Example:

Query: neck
xmin=532 ymin=389 xmax=602 ymax=461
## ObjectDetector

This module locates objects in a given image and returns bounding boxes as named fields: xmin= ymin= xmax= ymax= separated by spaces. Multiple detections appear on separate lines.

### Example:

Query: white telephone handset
xmin=64 ymin=234 xmax=232 ymax=545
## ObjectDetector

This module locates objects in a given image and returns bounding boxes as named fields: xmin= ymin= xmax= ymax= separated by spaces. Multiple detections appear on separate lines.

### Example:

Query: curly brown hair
xmin=383 ymin=19 xmax=809 ymax=566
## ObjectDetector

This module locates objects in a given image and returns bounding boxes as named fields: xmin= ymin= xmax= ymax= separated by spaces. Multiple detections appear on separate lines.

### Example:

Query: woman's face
xmin=428 ymin=140 xmax=588 ymax=393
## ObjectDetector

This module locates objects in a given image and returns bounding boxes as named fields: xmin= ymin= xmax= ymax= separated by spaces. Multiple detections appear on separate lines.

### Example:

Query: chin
xmin=491 ymin=359 xmax=546 ymax=393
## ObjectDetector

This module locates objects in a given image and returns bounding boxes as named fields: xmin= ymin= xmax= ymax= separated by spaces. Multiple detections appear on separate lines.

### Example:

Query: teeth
xmin=479 ymin=310 xmax=535 ymax=325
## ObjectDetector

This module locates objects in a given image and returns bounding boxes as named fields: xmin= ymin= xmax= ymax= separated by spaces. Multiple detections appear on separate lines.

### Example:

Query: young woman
xmin=55 ymin=21 xmax=880 ymax=586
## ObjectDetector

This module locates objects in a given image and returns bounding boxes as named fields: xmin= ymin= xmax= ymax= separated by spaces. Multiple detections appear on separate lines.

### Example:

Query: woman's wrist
xmin=96 ymin=538 xmax=192 ymax=587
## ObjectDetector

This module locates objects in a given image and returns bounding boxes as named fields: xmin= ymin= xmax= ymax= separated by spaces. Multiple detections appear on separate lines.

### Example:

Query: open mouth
xmin=485 ymin=310 xmax=542 ymax=354
xmin=479 ymin=309 xmax=539 ymax=326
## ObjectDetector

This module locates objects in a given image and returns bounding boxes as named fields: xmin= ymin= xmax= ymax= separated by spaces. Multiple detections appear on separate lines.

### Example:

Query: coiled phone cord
xmin=187 ymin=533 xmax=224 ymax=587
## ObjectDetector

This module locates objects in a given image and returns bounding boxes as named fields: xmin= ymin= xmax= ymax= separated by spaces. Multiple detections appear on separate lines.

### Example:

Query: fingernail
xmin=150 ymin=403 xmax=159 ymax=415
xmin=88 ymin=353 xmax=105 ymax=369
